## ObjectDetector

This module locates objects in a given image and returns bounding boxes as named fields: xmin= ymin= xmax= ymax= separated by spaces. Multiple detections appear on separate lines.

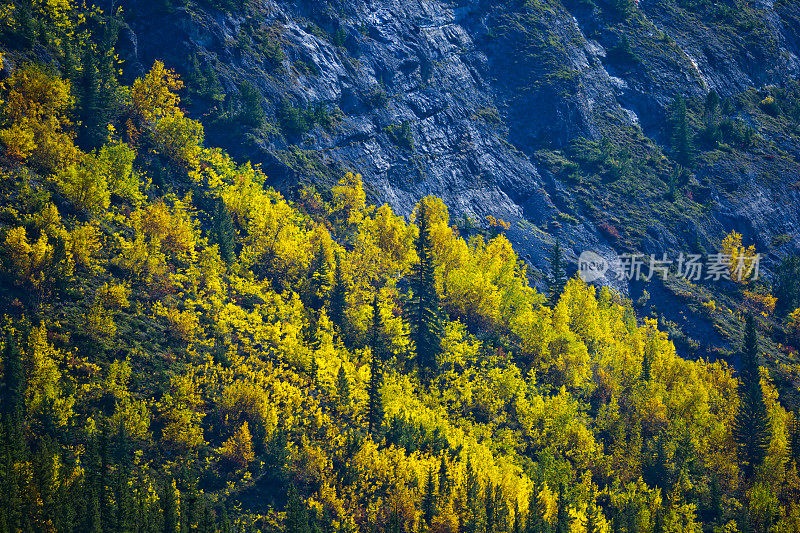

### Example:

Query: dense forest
xmin=2 ymin=1 xmax=800 ymax=532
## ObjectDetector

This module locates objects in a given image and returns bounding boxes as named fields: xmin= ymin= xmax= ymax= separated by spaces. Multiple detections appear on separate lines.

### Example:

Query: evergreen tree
xmin=462 ymin=459 xmax=481 ymax=533
xmin=790 ymin=412 xmax=800 ymax=467
xmin=238 ymin=81 xmax=265 ymax=129
xmin=526 ymin=485 xmax=548 ymax=533
xmin=732 ymin=315 xmax=771 ymax=478
xmin=410 ymin=201 xmax=442 ymax=381
xmin=642 ymin=336 xmax=654 ymax=383
xmin=653 ymin=508 xmax=664 ymax=533
xmin=367 ymin=295 xmax=385 ymax=435
xmin=774 ymin=254 xmax=800 ymax=315
xmin=329 ymin=252 xmax=347 ymax=330
xmin=513 ymin=500 xmax=522 ymax=533
xmin=82 ymin=431 xmax=102 ymax=533
xmin=669 ymin=95 xmax=693 ymax=167
xmin=14 ymin=0 xmax=36 ymax=49
xmin=555 ymin=483 xmax=571 ymax=533
xmin=584 ymin=491 xmax=600 ymax=533
xmin=162 ymin=479 xmax=179 ymax=533
xmin=702 ymin=90 xmax=722 ymax=146
xmin=99 ymin=426 xmax=113 ymax=533
xmin=202 ymin=63 xmax=225 ymax=104
xmin=212 ymin=199 xmax=236 ymax=265
xmin=219 ymin=505 xmax=232 ymax=533
xmin=438 ymin=455 xmax=450 ymax=501
xmin=422 ymin=466 xmax=437 ymax=527
xmin=548 ymin=239 xmax=567 ymax=305
xmin=1 ymin=333 xmax=24 ymax=422
xmin=286 ymin=486 xmax=310 ymax=533
xmin=308 ymin=242 xmax=331 ymax=311
xmin=186 ymin=53 xmax=207 ymax=104
xmin=709 ymin=474 xmax=722 ymax=525
xmin=77 ymin=19 xmax=118 ymax=149
xmin=264 ymin=425 xmax=290 ymax=485
xmin=336 ymin=365 xmax=350 ymax=415
xmin=485 ymin=482 xmax=497 ymax=533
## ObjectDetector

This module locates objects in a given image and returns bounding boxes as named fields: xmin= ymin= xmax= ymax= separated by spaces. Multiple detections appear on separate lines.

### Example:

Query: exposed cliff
xmin=116 ymin=0 xmax=800 ymax=361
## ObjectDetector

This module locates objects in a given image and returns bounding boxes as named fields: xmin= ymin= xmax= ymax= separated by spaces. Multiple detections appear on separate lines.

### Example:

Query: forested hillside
xmin=2 ymin=2 xmax=800 ymax=533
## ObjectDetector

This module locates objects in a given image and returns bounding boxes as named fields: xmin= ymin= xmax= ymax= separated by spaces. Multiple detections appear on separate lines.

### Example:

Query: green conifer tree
xmin=438 ymin=455 xmax=450 ymax=501
xmin=526 ymin=485 xmax=548 ymax=533
xmin=422 ymin=466 xmax=437 ymax=527
xmin=485 ymin=482 xmax=497 ymax=533
xmin=513 ymin=500 xmax=522 ymax=533
xmin=1 ymin=333 xmax=24 ymax=423
xmin=212 ymin=199 xmax=236 ymax=265
xmin=790 ymin=412 xmax=800 ymax=467
xmin=670 ymin=95 xmax=694 ymax=167
xmin=410 ymin=201 xmax=442 ymax=381
xmin=286 ymin=486 xmax=310 ymax=533
xmin=367 ymin=295 xmax=385 ymax=435
xmin=162 ymin=479 xmax=179 ymax=533
xmin=308 ymin=242 xmax=331 ymax=311
xmin=548 ymin=239 xmax=566 ymax=305
xmin=463 ymin=459 xmax=481 ymax=533
xmin=653 ymin=509 xmax=664 ymax=533
xmin=329 ymin=252 xmax=347 ymax=330
xmin=555 ymin=483 xmax=571 ymax=533
xmin=732 ymin=315 xmax=771 ymax=478
xmin=584 ymin=491 xmax=600 ymax=533
xmin=336 ymin=365 xmax=350 ymax=416
xmin=238 ymin=81 xmax=265 ymax=129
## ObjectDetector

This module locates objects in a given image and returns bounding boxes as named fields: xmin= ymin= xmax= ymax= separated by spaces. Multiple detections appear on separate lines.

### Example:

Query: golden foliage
xmin=721 ymin=230 xmax=759 ymax=284
xmin=220 ymin=421 xmax=255 ymax=468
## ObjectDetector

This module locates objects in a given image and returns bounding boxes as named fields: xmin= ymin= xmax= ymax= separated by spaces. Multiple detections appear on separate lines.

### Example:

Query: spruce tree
xmin=790 ymin=412 xmax=800 ymax=467
xmin=438 ymin=454 xmax=450 ymax=501
xmin=642 ymin=337 xmax=653 ymax=383
xmin=367 ymin=295 xmax=385 ymax=435
xmin=732 ymin=315 xmax=771 ymax=478
xmin=555 ymin=483 xmax=571 ymax=533
xmin=548 ymin=239 xmax=567 ymax=305
xmin=238 ymin=81 xmax=265 ymax=129
xmin=584 ymin=491 xmax=600 ymax=533
xmin=463 ymin=459 xmax=481 ymax=533
xmin=485 ymin=482 xmax=497 ymax=533
xmin=162 ymin=479 xmax=179 ymax=533
xmin=513 ymin=500 xmax=522 ymax=533
xmin=1 ymin=333 xmax=24 ymax=423
xmin=774 ymin=254 xmax=800 ymax=314
xmin=14 ymin=0 xmax=35 ymax=49
xmin=308 ymin=242 xmax=331 ymax=311
xmin=410 ymin=201 xmax=442 ymax=381
xmin=329 ymin=252 xmax=347 ymax=330
xmin=526 ymin=485 xmax=548 ymax=533
xmin=285 ymin=486 xmax=310 ymax=533
xmin=670 ymin=95 xmax=693 ymax=167
xmin=212 ymin=199 xmax=236 ymax=265
xmin=652 ymin=508 xmax=664 ymax=533
xmin=336 ymin=365 xmax=350 ymax=415
xmin=422 ymin=466 xmax=437 ymax=527
xmin=709 ymin=474 xmax=722 ymax=525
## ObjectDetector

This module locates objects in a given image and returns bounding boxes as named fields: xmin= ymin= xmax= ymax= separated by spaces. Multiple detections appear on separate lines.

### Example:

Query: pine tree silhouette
xmin=548 ymin=239 xmax=567 ymax=305
xmin=410 ymin=201 xmax=442 ymax=381
xmin=422 ymin=465 xmax=437 ymax=526
xmin=329 ymin=252 xmax=347 ymax=330
xmin=732 ymin=315 xmax=771 ymax=478
xmin=670 ymin=95 xmax=694 ymax=167
xmin=367 ymin=295 xmax=385 ymax=435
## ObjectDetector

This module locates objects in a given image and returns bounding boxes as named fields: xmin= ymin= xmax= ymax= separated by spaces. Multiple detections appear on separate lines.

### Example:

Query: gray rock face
xmin=119 ymin=0 xmax=800 ymax=305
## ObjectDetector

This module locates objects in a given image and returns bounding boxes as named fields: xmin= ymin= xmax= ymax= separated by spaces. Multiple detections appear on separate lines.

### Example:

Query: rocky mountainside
xmin=115 ymin=0 xmax=800 ymax=360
